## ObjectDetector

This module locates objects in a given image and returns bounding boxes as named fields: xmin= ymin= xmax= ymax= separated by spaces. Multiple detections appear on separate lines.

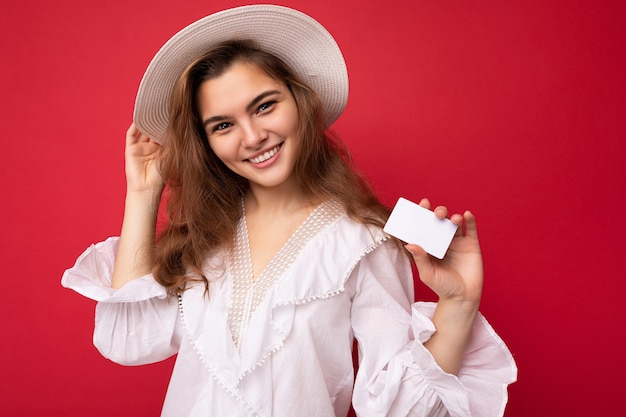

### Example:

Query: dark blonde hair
xmin=154 ymin=40 xmax=391 ymax=293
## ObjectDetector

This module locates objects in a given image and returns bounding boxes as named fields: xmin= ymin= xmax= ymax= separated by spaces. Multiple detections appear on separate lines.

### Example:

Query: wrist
xmin=435 ymin=297 xmax=480 ymax=319
xmin=125 ymin=187 xmax=164 ymax=207
xmin=425 ymin=299 xmax=479 ymax=375
xmin=430 ymin=298 xmax=480 ymax=338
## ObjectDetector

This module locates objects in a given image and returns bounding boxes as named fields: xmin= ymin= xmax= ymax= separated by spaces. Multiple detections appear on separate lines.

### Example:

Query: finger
xmin=404 ymin=243 xmax=435 ymax=279
xmin=126 ymin=123 xmax=154 ymax=146
xmin=434 ymin=205 xmax=449 ymax=219
xmin=419 ymin=198 xmax=431 ymax=210
xmin=450 ymin=213 xmax=464 ymax=237
xmin=126 ymin=123 xmax=139 ymax=145
xmin=463 ymin=210 xmax=478 ymax=239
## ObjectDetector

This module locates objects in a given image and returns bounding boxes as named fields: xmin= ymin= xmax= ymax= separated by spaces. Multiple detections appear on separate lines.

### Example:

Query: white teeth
xmin=249 ymin=145 xmax=280 ymax=164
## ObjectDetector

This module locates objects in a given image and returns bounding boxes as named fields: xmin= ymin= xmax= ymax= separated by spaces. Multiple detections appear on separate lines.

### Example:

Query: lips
xmin=248 ymin=143 xmax=282 ymax=164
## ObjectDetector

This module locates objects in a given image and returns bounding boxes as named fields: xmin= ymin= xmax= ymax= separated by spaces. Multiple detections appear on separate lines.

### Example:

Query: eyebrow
xmin=202 ymin=89 xmax=282 ymax=127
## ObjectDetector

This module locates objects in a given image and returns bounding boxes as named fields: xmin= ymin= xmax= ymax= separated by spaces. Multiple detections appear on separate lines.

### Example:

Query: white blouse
xmin=62 ymin=201 xmax=516 ymax=417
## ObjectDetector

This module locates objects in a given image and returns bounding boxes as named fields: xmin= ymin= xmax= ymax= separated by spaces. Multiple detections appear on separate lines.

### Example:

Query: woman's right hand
xmin=125 ymin=123 xmax=165 ymax=193
xmin=112 ymin=123 xmax=164 ymax=289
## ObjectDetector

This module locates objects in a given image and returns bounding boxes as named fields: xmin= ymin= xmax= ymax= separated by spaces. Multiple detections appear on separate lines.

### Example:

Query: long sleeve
xmin=62 ymin=237 xmax=182 ymax=366
xmin=350 ymin=240 xmax=517 ymax=417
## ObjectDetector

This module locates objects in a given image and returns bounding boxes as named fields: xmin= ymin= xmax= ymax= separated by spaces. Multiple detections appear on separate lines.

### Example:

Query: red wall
xmin=2 ymin=1 xmax=624 ymax=415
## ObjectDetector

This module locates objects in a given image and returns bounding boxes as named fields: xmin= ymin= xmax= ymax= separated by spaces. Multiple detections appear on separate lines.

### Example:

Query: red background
xmin=1 ymin=0 xmax=625 ymax=416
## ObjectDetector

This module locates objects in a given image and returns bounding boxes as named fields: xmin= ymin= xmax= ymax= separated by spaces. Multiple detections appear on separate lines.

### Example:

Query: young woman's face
xmin=198 ymin=62 xmax=300 ymax=192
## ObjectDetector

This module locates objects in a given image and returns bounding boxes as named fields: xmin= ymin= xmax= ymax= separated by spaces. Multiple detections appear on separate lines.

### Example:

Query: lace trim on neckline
xmin=237 ymin=232 xmax=390 ymax=382
xmin=227 ymin=199 xmax=345 ymax=350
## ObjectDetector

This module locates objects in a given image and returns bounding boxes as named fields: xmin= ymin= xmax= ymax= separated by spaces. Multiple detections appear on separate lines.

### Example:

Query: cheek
xmin=283 ymin=105 xmax=300 ymax=136
xmin=207 ymin=137 xmax=218 ymax=155
xmin=207 ymin=138 xmax=230 ymax=163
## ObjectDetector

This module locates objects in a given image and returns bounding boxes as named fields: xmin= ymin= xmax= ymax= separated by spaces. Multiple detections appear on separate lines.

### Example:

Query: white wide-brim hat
xmin=133 ymin=4 xmax=349 ymax=144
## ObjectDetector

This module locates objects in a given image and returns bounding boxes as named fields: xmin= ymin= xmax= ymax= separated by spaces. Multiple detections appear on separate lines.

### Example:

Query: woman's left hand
xmin=405 ymin=198 xmax=483 ymax=306
xmin=405 ymin=198 xmax=484 ymax=374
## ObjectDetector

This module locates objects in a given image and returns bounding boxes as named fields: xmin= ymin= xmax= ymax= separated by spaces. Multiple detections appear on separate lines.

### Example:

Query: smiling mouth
xmin=248 ymin=144 xmax=282 ymax=164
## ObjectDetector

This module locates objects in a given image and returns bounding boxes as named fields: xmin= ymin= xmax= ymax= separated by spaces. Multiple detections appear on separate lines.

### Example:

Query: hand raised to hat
xmin=125 ymin=123 xmax=164 ymax=195
xmin=111 ymin=123 xmax=164 ymax=289
xmin=404 ymin=198 xmax=483 ymax=375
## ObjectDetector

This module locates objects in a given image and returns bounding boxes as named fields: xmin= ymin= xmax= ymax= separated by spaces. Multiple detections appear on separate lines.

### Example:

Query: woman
xmin=63 ymin=5 xmax=516 ymax=417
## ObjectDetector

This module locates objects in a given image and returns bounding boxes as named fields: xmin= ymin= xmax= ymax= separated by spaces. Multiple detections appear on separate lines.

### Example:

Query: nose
xmin=241 ymin=119 xmax=267 ymax=149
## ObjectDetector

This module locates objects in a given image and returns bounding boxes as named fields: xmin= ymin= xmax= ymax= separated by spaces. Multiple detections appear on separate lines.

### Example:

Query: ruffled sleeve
xmin=61 ymin=237 xmax=181 ymax=366
xmin=350 ymin=240 xmax=517 ymax=417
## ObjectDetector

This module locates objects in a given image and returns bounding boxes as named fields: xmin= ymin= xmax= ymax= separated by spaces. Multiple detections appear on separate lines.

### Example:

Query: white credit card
xmin=384 ymin=197 xmax=458 ymax=259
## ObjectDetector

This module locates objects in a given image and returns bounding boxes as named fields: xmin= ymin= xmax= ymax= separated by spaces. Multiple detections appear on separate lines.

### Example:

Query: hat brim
xmin=133 ymin=4 xmax=348 ymax=144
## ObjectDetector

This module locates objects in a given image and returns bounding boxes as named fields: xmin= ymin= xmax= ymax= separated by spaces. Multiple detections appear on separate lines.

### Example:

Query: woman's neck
xmin=243 ymin=183 xmax=322 ymax=280
xmin=245 ymin=181 xmax=317 ymax=218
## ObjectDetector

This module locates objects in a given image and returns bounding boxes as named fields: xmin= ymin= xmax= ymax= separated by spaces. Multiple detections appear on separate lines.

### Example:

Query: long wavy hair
xmin=154 ymin=40 xmax=392 ymax=293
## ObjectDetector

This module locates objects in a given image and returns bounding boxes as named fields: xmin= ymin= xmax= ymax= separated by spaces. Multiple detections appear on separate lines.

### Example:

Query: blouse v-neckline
xmin=227 ymin=199 xmax=344 ymax=351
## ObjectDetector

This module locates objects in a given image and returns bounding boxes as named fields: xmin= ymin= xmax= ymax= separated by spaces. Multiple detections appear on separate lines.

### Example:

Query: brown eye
xmin=213 ymin=122 xmax=232 ymax=132
xmin=256 ymin=101 xmax=275 ymax=114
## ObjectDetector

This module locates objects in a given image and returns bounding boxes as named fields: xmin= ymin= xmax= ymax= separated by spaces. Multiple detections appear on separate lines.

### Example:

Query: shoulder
xmin=316 ymin=204 xmax=387 ymax=256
